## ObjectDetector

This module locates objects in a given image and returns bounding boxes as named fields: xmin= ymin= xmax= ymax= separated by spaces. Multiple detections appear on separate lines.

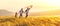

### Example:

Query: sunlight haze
xmin=0 ymin=0 xmax=60 ymax=12
xmin=0 ymin=0 xmax=60 ymax=16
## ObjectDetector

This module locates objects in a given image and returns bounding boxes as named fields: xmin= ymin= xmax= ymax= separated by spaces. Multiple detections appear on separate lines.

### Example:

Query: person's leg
xmin=26 ymin=13 xmax=28 ymax=18
xmin=19 ymin=13 xmax=22 ymax=18
xmin=20 ymin=14 xmax=22 ymax=16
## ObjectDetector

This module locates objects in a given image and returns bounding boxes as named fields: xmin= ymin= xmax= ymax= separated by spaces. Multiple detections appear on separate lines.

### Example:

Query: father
xmin=25 ymin=5 xmax=33 ymax=17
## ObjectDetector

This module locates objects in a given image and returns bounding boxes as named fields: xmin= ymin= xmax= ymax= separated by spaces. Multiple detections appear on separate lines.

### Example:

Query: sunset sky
xmin=0 ymin=0 xmax=60 ymax=16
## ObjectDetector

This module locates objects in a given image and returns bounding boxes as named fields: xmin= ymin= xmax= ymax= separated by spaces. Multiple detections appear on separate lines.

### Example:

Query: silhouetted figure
xmin=19 ymin=8 xmax=24 ymax=18
xmin=15 ymin=12 xmax=18 ymax=18
xmin=25 ymin=5 xmax=33 ymax=17
xmin=25 ymin=8 xmax=30 ymax=17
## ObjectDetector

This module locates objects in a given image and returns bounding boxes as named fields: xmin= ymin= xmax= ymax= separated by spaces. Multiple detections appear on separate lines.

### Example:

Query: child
xmin=15 ymin=12 xmax=18 ymax=18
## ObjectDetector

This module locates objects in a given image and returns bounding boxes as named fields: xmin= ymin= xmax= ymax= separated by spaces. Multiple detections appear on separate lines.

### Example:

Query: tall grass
xmin=0 ymin=16 xmax=60 ymax=26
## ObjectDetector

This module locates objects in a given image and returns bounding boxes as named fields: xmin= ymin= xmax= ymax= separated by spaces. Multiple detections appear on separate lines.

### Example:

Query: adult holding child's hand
xmin=25 ymin=5 xmax=33 ymax=18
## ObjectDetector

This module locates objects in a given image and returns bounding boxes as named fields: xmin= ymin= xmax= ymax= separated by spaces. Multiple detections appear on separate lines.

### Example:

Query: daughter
xmin=15 ymin=12 xmax=18 ymax=18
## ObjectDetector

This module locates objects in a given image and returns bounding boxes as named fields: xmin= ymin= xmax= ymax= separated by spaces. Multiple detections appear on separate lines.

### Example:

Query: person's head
xmin=21 ymin=8 xmax=23 ymax=10
xmin=26 ymin=7 xmax=30 ymax=10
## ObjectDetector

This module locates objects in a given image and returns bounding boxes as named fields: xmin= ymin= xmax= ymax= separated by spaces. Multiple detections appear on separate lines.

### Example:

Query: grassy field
xmin=0 ymin=16 xmax=60 ymax=26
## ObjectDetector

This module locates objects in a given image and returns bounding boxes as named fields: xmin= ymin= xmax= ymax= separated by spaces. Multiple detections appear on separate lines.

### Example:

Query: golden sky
xmin=0 ymin=0 xmax=60 ymax=12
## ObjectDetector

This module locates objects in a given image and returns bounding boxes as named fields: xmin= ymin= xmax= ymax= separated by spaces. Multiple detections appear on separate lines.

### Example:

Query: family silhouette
xmin=15 ymin=5 xmax=33 ymax=18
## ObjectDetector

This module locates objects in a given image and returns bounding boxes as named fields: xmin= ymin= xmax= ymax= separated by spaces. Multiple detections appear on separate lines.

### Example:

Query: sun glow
xmin=0 ymin=0 xmax=60 ymax=12
xmin=29 ymin=0 xmax=60 ymax=12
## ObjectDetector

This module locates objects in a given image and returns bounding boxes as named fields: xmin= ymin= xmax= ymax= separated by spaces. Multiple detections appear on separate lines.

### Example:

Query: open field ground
xmin=0 ymin=16 xmax=60 ymax=26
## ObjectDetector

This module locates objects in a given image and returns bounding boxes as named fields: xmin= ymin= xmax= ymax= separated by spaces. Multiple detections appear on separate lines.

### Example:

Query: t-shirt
xmin=19 ymin=10 xmax=23 ymax=14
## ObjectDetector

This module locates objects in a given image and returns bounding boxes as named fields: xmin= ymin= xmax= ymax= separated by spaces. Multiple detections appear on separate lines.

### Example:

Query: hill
xmin=0 ymin=9 xmax=14 ymax=16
